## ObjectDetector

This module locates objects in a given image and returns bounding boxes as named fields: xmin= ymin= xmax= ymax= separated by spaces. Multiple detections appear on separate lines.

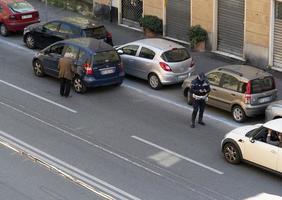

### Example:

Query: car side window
xmin=63 ymin=45 xmax=80 ymax=60
xmin=49 ymin=44 xmax=64 ymax=55
xmin=220 ymin=74 xmax=240 ymax=91
xmin=59 ymin=23 xmax=75 ymax=34
xmin=207 ymin=72 xmax=221 ymax=86
xmin=43 ymin=22 xmax=60 ymax=32
xmin=139 ymin=47 xmax=155 ymax=60
xmin=253 ymin=127 xmax=268 ymax=142
xmin=122 ymin=45 xmax=139 ymax=56
xmin=78 ymin=49 xmax=87 ymax=60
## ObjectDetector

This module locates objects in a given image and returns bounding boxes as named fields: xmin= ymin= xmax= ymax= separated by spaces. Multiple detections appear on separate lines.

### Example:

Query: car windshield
xmin=161 ymin=48 xmax=190 ymax=62
xmin=84 ymin=27 xmax=107 ymax=39
xmin=251 ymin=76 xmax=275 ymax=94
xmin=93 ymin=50 xmax=120 ymax=65
xmin=8 ymin=2 xmax=34 ymax=13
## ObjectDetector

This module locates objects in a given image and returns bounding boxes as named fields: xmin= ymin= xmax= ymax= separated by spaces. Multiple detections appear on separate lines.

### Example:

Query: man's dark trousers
xmin=60 ymin=78 xmax=71 ymax=97
xmin=191 ymin=99 xmax=206 ymax=125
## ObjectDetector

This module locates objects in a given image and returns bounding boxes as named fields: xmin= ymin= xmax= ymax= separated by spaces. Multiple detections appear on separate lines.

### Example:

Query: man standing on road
xmin=58 ymin=52 xmax=75 ymax=97
xmin=190 ymin=72 xmax=210 ymax=128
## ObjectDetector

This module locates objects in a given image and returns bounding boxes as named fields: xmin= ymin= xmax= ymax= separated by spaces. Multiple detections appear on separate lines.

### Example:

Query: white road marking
xmin=0 ymin=129 xmax=141 ymax=200
xmin=131 ymin=135 xmax=224 ymax=175
xmin=0 ymin=38 xmax=35 ymax=54
xmin=123 ymin=84 xmax=239 ymax=128
xmin=0 ymin=79 xmax=77 ymax=113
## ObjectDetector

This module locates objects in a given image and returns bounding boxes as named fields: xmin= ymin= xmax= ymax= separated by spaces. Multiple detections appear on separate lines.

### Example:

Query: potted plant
xmin=189 ymin=25 xmax=207 ymax=52
xmin=139 ymin=15 xmax=163 ymax=38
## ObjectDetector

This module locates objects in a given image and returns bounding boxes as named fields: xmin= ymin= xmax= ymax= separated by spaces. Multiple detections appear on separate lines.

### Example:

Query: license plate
xmin=258 ymin=96 xmax=271 ymax=103
xmin=178 ymin=74 xmax=188 ymax=80
xmin=22 ymin=14 xmax=32 ymax=19
xmin=100 ymin=69 xmax=114 ymax=75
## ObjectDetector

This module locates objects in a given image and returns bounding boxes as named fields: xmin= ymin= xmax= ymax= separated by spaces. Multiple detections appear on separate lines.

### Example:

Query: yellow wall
xmin=144 ymin=0 xmax=163 ymax=19
xmin=245 ymin=0 xmax=270 ymax=48
xmin=191 ymin=0 xmax=214 ymax=33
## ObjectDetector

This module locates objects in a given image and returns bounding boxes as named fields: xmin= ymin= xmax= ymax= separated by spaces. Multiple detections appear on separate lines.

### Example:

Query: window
xmin=139 ymin=47 xmax=155 ymax=60
xmin=44 ymin=22 xmax=60 ymax=32
xmin=78 ymin=49 xmax=87 ymax=60
xmin=49 ymin=44 xmax=64 ymax=55
xmin=93 ymin=50 xmax=120 ymax=65
xmin=276 ymin=1 xmax=282 ymax=19
xmin=220 ymin=74 xmax=240 ymax=91
xmin=8 ymin=2 xmax=33 ymax=12
xmin=59 ymin=23 xmax=74 ymax=34
xmin=83 ymin=26 xmax=107 ymax=39
xmin=63 ymin=45 xmax=79 ymax=59
xmin=207 ymin=72 xmax=221 ymax=86
xmin=122 ymin=45 xmax=139 ymax=56
xmin=251 ymin=77 xmax=275 ymax=94
xmin=161 ymin=48 xmax=190 ymax=62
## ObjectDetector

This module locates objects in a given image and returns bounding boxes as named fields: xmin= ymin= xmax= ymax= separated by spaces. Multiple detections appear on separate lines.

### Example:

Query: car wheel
xmin=0 ymin=24 xmax=8 ymax=36
xmin=33 ymin=60 xmax=45 ymax=77
xmin=223 ymin=143 xmax=241 ymax=164
xmin=148 ymin=73 xmax=162 ymax=90
xmin=73 ymin=76 xmax=87 ymax=93
xmin=186 ymin=89 xmax=193 ymax=105
xmin=232 ymin=105 xmax=246 ymax=123
xmin=25 ymin=34 xmax=36 ymax=49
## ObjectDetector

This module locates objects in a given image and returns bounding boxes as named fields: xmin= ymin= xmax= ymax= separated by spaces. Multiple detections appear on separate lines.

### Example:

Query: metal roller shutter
xmin=273 ymin=2 xmax=282 ymax=68
xmin=217 ymin=0 xmax=244 ymax=57
xmin=166 ymin=0 xmax=190 ymax=42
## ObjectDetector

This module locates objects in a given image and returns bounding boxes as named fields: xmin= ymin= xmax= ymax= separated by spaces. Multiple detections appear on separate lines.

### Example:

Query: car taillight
xmin=190 ymin=59 xmax=195 ymax=68
xmin=83 ymin=63 xmax=93 ymax=75
xmin=244 ymin=81 xmax=252 ymax=104
xmin=159 ymin=62 xmax=172 ymax=72
xmin=34 ymin=12 xmax=39 ymax=18
xmin=106 ymin=31 xmax=112 ymax=39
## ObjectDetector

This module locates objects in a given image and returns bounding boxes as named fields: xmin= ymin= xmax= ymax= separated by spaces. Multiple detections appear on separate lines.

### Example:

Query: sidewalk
xmin=28 ymin=0 xmax=282 ymax=98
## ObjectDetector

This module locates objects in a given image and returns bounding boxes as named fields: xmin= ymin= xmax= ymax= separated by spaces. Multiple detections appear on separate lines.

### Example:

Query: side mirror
xmin=117 ymin=49 xmax=124 ymax=55
xmin=249 ymin=137 xmax=255 ymax=143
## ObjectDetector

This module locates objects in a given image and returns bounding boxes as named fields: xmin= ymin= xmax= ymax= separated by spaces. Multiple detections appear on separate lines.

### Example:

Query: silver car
xmin=265 ymin=100 xmax=282 ymax=121
xmin=116 ymin=38 xmax=195 ymax=89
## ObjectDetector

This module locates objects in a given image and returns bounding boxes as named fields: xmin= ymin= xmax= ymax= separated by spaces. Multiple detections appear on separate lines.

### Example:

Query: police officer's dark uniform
xmin=190 ymin=73 xmax=210 ymax=128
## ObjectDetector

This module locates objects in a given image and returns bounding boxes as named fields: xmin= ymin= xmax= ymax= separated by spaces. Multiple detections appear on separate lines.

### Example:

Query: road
xmin=0 ymin=34 xmax=281 ymax=200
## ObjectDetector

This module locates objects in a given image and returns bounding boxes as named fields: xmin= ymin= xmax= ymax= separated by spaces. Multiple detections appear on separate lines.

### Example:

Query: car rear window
xmin=84 ymin=26 xmax=107 ymax=39
xmin=161 ymin=48 xmax=190 ymax=62
xmin=93 ymin=50 xmax=120 ymax=65
xmin=251 ymin=77 xmax=275 ymax=94
xmin=8 ymin=2 xmax=34 ymax=12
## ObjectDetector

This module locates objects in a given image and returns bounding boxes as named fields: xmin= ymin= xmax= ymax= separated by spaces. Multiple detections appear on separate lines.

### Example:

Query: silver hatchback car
xmin=116 ymin=38 xmax=195 ymax=89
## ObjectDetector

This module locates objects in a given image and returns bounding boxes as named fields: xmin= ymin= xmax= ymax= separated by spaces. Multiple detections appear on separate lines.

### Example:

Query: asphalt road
xmin=0 ymin=36 xmax=281 ymax=200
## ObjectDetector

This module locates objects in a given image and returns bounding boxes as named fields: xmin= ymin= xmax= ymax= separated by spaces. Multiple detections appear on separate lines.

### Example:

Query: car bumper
xmin=243 ymin=103 xmax=270 ymax=117
xmin=6 ymin=19 xmax=40 ymax=31
xmin=83 ymin=75 xmax=124 ymax=87
xmin=160 ymin=68 xmax=195 ymax=85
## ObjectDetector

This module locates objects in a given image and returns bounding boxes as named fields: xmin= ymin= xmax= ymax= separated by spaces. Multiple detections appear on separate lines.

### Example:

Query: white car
xmin=221 ymin=118 xmax=282 ymax=174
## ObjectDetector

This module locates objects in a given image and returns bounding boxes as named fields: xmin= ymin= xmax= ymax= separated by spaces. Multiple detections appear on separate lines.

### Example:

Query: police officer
xmin=190 ymin=72 xmax=210 ymax=128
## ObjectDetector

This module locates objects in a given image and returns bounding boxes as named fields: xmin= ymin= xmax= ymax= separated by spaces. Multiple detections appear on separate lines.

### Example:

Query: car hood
xmin=225 ymin=124 xmax=262 ymax=138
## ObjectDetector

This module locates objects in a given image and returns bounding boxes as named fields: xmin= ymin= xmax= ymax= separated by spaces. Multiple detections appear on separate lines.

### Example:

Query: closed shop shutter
xmin=166 ymin=0 xmax=190 ymax=42
xmin=217 ymin=0 xmax=244 ymax=57
xmin=273 ymin=1 xmax=282 ymax=68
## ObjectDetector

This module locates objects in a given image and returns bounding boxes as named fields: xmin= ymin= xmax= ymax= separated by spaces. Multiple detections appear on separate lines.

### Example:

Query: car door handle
xmin=231 ymin=93 xmax=236 ymax=96
xmin=238 ymin=139 xmax=244 ymax=143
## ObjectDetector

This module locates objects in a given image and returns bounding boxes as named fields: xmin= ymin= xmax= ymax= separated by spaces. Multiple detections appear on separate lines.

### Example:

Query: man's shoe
xmin=198 ymin=121 xmax=205 ymax=125
xmin=190 ymin=124 xmax=195 ymax=128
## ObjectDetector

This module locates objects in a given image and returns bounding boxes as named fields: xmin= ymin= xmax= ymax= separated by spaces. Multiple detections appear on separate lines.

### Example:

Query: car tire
xmin=25 ymin=34 xmax=36 ymax=49
xmin=148 ymin=73 xmax=162 ymax=90
xmin=0 ymin=24 xmax=8 ymax=36
xmin=33 ymin=59 xmax=45 ymax=77
xmin=223 ymin=143 xmax=241 ymax=164
xmin=73 ymin=76 xmax=87 ymax=93
xmin=186 ymin=89 xmax=193 ymax=105
xmin=232 ymin=105 xmax=246 ymax=123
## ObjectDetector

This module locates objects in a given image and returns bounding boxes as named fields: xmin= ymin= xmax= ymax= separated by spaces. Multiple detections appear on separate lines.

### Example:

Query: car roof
xmin=60 ymin=17 xmax=102 ymax=29
xmin=1 ymin=0 xmax=25 ymax=4
xmin=130 ymin=38 xmax=185 ymax=52
xmin=214 ymin=65 xmax=272 ymax=81
xmin=62 ymin=38 xmax=113 ymax=53
xmin=263 ymin=118 xmax=282 ymax=132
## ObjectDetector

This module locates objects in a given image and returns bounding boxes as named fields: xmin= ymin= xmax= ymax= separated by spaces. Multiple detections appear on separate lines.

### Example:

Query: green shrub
xmin=189 ymin=25 xmax=207 ymax=48
xmin=139 ymin=15 xmax=163 ymax=34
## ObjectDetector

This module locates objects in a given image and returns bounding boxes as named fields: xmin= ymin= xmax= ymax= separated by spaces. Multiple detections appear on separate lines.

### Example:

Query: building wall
xmin=144 ymin=0 xmax=163 ymax=19
xmin=245 ymin=0 xmax=271 ymax=66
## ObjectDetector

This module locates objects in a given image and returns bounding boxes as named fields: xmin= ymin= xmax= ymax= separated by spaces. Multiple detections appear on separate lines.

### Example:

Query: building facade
xmin=94 ymin=0 xmax=282 ymax=71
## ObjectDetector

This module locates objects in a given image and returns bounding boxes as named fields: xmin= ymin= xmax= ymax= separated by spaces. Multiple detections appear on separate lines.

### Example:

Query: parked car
xmin=265 ymin=100 xmax=282 ymax=121
xmin=116 ymin=38 xmax=195 ymax=90
xmin=24 ymin=16 xmax=113 ymax=49
xmin=221 ymin=118 xmax=282 ymax=174
xmin=182 ymin=65 xmax=277 ymax=122
xmin=32 ymin=38 xmax=124 ymax=93
xmin=0 ymin=0 xmax=40 ymax=36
